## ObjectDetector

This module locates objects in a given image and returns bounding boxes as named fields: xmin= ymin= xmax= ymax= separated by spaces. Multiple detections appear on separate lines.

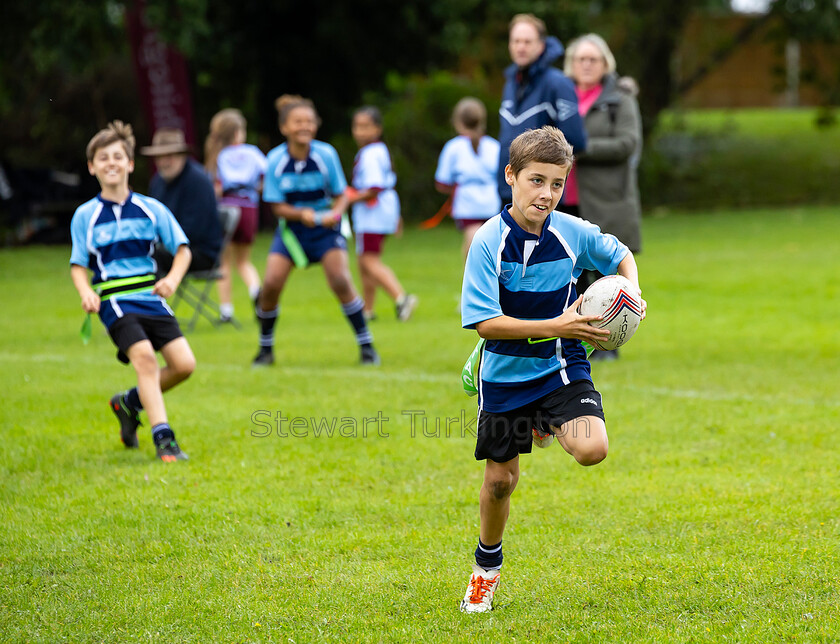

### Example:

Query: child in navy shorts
xmin=70 ymin=121 xmax=196 ymax=462
xmin=253 ymin=95 xmax=379 ymax=367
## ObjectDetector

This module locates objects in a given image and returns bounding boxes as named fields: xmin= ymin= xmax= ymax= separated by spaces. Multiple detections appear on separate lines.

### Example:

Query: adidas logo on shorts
xmin=580 ymin=397 xmax=598 ymax=406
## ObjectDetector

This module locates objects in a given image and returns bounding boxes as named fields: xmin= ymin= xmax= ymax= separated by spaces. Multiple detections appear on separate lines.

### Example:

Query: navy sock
xmin=125 ymin=387 xmax=142 ymax=413
xmin=257 ymin=306 xmax=279 ymax=349
xmin=152 ymin=423 xmax=174 ymax=445
xmin=475 ymin=539 xmax=503 ymax=570
xmin=341 ymin=297 xmax=372 ymax=346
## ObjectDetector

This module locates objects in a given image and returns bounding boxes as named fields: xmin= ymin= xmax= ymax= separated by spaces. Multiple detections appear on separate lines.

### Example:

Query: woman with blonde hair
xmin=564 ymin=34 xmax=643 ymax=360
xmin=204 ymin=108 xmax=266 ymax=323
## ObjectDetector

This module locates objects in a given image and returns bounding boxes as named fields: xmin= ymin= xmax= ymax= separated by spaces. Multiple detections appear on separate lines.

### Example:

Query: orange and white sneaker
xmin=532 ymin=426 xmax=554 ymax=448
xmin=460 ymin=564 xmax=500 ymax=613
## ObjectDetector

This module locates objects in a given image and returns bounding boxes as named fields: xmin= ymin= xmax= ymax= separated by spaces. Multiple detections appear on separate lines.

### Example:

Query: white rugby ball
xmin=579 ymin=275 xmax=642 ymax=351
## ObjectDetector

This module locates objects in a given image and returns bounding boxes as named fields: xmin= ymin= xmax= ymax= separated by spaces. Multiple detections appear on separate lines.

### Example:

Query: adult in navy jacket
xmin=142 ymin=128 xmax=222 ymax=276
xmin=498 ymin=14 xmax=587 ymax=203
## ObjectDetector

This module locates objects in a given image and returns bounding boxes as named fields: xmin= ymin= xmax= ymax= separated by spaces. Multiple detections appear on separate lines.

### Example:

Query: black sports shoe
xmin=360 ymin=344 xmax=380 ymax=366
xmin=155 ymin=436 xmax=188 ymax=462
xmin=109 ymin=393 xmax=141 ymax=448
xmin=252 ymin=347 xmax=275 ymax=367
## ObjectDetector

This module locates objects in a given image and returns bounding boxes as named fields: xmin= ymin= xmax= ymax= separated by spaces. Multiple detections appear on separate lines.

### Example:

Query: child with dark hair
xmin=347 ymin=105 xmax=417 ymax=322
xmin=253 ymin=95 xmax=379 ymax=366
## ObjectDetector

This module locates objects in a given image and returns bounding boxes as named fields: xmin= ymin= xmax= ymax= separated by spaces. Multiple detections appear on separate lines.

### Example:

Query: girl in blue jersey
xmin=435 ymin=97 xmax=501 ymax=263
xmin=347 ymin=106 xmax=417 ymax=322
xmin=458 ymin=126 xmax=646 ymax=612
xmin=70 ymin=121 xmax=195 ymax=462
xmin=253 ymin=95 xmax=379 ymax=366
xmin=204 ymin=108 xmax=267 ymax=323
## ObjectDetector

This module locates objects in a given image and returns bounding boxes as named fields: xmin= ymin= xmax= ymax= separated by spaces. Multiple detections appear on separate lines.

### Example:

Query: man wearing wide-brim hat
xmin=142 ymin=128 xmax=222 ymax=276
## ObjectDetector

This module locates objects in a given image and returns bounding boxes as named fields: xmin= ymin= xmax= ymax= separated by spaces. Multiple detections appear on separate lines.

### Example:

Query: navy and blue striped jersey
xmin=262 ymin=140 xmax=347 ymax=237
xmin=70 ymin=192 xmax=189 ymax=328
xmin=461 ymin=208 xmax=628 ymax=412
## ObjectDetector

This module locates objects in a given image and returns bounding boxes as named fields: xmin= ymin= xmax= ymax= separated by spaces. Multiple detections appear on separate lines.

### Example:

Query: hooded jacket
xmin=574 ymin=73 xmax=642 ymax=252
xmin=497 ymin=36 xmax=587 ymax=202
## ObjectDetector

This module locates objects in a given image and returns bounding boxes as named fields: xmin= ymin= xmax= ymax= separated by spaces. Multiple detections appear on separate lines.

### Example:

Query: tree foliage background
xmin=1 ymin=0 xmax=839 ymax=224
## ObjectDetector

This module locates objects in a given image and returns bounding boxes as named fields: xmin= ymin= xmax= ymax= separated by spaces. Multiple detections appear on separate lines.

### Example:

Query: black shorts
xmin=108 ymin=314 xmax=184 ymax=364
xmin=475 ymin=379 xmax=606 ymax=463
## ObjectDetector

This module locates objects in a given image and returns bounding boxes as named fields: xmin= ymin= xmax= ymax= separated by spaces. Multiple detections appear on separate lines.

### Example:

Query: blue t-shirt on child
xmin=461 ymin=207 xmax=628 ymax=412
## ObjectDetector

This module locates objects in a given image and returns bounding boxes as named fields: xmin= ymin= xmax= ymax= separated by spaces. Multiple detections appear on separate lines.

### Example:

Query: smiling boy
xmin=70 ymin=121 xmax=195 ymax=462
xmin=459 ymin=126 xmax=646 ymax=612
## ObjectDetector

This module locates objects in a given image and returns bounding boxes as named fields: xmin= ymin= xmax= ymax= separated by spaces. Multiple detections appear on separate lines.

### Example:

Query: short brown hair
xmin=508 ymin=126 xmax=573 ymax=176
xmin=86 ymin=120 xmax=135 ymax=162
xmin=509 ymin=13 xmax=547 ymax=40
xmin=275 ymin=94 xmax=320 ymax=128
xmin=452 ymin=97 xmax=486 ymax=133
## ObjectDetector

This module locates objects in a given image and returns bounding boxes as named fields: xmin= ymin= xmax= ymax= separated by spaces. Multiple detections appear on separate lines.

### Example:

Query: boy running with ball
xmin=459 ymin=126 xmax=646 ymax=612
xmin=70 ymin=121 xmax=195 ymax=462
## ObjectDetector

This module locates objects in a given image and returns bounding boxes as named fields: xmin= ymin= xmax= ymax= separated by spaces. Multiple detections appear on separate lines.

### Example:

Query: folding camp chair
xmin=170 ymin=204 xmax=242 ymax=332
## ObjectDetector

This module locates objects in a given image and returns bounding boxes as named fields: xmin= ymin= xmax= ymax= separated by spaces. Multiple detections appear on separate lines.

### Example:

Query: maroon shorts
xmin=221 ymin=197 xmax=259 ymax=244
xmin=356 ymin=232 xmax=387 ymax=255
xmin=455 ymin=218 xmax=489 ymax=231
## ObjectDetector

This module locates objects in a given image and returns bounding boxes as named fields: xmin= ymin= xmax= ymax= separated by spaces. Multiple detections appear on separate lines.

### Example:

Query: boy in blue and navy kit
xmin=70 ymin=121 xmax=195 ymax=462
xmin=459 ymin=126 xmax=646 ymax=612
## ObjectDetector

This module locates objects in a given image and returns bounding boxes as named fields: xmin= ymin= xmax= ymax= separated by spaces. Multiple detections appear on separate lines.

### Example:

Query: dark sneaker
xmin=109 ymin=393 xmax=140 ymax=448
xmin=395 ymin=294 xmax=419 ymax=322
xmin=252 ymin=348 xmax=275 ymax=367
xmin=155 ymin=437 xmax=188 ymax=462
xmin=360 ymin=344 xmax=380 ymax=366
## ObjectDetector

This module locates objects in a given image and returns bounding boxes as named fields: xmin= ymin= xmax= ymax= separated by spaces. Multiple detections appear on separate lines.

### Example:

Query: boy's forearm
xmin=616 ymin=253 xmax=641 ymax=292
xmin=475 ymin=315 xmax=556 ymax=340
xmin=167 ymin=245 xmax=192 ymax=285
xmin=70 ymin=265 xmax=92 ymax=296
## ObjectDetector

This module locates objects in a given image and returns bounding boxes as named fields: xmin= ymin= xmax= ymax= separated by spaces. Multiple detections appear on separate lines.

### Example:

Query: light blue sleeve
xmin=262 ymin=150 xmax=284 ymax=203
xmin=153 ymin=201 xmax=190 ymax=256
xmin=576 ymin=218 xmax=629 ymax=276
xmin=461 ymin=223 xmax=503 ymax=329
xmin=69 ymin=205 xmax=90 ymax=267
xmin=324 ymin=144 xmax=347 ymax=196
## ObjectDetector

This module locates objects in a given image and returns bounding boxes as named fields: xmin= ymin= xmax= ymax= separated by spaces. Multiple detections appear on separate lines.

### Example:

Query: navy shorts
xmin=108 ymin=314 xmax=183 ymax=364
xmin=475 ymin=379 xmax=605 ymax=463
xmin=269 ymin=225 xmax=347 ymax=264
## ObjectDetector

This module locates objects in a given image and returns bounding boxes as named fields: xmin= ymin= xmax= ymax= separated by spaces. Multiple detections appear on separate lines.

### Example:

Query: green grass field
xmin=642 ymin=108 xmax=840 ymax=209
xmin=2 ymin=207 xmax=839 ymax=642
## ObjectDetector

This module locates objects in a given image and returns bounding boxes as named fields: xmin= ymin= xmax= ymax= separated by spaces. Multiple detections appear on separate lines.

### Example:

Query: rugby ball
xmin=579 ymin=275 xmax=642 ymax=351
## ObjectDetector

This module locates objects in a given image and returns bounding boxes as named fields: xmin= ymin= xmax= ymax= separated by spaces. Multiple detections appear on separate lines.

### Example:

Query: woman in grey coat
xmin=564 ymin=33 xmax=643 ymax=359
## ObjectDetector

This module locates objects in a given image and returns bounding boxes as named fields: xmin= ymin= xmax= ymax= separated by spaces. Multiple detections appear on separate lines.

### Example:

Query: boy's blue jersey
xmin=70 ymin=192 xmax=189 ymax=328
xmin=461 ymin=208 xmax=628 ymax=412
xmin=262 ymin=140 xmax=347 ymax=236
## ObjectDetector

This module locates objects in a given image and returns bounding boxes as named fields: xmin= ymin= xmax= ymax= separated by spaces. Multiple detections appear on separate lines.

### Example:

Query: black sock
xmin=341 ymin=297 xmax=372 ymax=346
xmin=475 ymin=539 xmax=503 ymax=570
xmin=257 ymin=306 xmax=279 ymax=350
xmin=125 ymin=387 xmax=142 ymax=413
xmin=152 ymin=423 xmax=174 ymax=445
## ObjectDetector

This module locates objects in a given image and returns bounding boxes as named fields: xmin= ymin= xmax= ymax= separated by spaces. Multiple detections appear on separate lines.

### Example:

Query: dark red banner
xmin=126 ymin=0 xmax=195 ymax=146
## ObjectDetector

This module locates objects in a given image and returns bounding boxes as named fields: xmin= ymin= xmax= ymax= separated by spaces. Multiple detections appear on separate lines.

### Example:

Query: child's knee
xmin=574 ymin=439 xmax=608 ymax=466
xmin=486 ymin=470 xmax=519 ymax=499
xmin=176 ymin=353 xmax=196 ymax=380
xmin=130 ymin=348 xmax=158 ymax=376
xmin=327 ymin=273 xmax=353 ymax=296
